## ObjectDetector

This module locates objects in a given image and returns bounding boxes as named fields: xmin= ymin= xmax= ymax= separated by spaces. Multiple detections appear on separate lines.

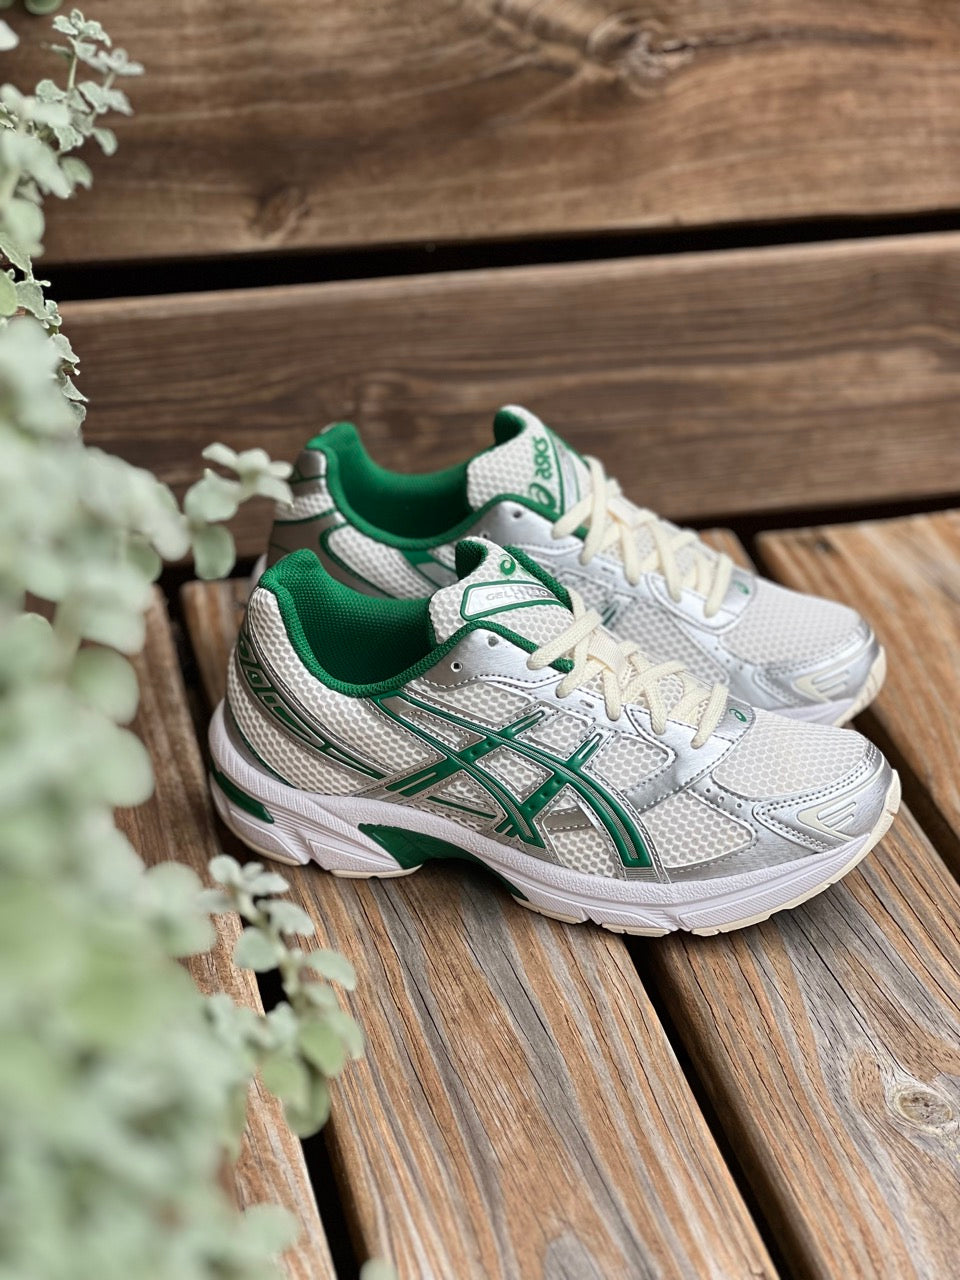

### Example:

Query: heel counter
xmin=268 ymin=444 xmax=335 ymax=565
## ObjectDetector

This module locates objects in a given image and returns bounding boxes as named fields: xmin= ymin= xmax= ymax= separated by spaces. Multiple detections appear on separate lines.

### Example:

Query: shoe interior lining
xmin=261 ymin=549 xmax=437 ymax=686
xmin=310 ymin=422 xmax=473 ymax=539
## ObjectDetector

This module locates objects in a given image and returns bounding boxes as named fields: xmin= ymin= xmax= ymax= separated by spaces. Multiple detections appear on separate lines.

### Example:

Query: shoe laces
xmin=526 ymin=588 xmax=728 ymax=748
xmin=551 ymin=456 xmax=734 ymax=617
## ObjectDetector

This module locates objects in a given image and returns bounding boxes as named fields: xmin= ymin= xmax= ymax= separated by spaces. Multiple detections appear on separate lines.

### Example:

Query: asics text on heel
xmin=211 ymin=539 xmax=899 ymax=936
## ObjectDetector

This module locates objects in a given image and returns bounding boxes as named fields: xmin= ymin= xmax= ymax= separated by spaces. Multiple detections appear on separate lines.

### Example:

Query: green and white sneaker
xmin=261 ymin=406 xmax=885 ymax=726
xmin=211 ymin=538 xmax=899 ymax=935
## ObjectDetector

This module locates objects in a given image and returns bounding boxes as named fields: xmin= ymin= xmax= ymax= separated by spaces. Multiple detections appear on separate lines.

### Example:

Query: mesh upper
xmin=519 ymin=710 xmax=591 ymax=754
xmin=723 ymin=579 xmax=859 ymax=666
xmin=612 ymin=597 xmax=726 ymax=684
xmin=227 ymin=660 xmax=362 ymax=795
xmin=713 ymin=709 xmax=866 ymax=797
xmin=642 ymin=792 xmax=753 ymax=868
xmin=408 ymin=677 xmax=533 ymax=729
xmin=248 ymin=590 xmax=435 ymax=772
xmin=482 ymin=746 xmax=551 ymax=798
xmin=587 ymin=732 xmax=669 ymax=791
xmin=325 ymin=524 xmax=426 ymax=597
xmin=428 ymin=543 xmax=573 ymax=649
xmin=466 ymin=405 xmax=589 ymax=514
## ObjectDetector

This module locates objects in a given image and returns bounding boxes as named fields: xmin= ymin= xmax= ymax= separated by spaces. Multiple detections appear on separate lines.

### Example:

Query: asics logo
xmin=377 ymin=693 xmax=653 ymax=869
xmin=532 ymin=435 xmax=553 ymax=480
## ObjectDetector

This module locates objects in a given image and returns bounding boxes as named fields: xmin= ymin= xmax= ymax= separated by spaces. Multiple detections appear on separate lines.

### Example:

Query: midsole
xmin=209 ymin=700 xmax=884 ymax=912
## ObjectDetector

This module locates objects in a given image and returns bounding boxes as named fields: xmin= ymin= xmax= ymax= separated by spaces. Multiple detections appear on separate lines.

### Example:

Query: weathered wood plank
xmin=759 ymin=512 xmax=960 ymax=869
xmin=10 ymin=2 xmax=960 ymax=263
xmin=182 ymin=577 xmax=776 ymax=1280
xmin=70 ymin=232 xmax=960 ymax=561
xmin=645 ymin=803 xmax=960 ymax=1280
xmin=121 ymin=591 xmax=335 ymax=1280
xmin=641 ymin=530 xmax=960 ymax=1279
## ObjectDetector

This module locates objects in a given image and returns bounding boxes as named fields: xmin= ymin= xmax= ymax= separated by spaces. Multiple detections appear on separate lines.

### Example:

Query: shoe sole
xmin=208 ymin=702 xmax=900 ymax=936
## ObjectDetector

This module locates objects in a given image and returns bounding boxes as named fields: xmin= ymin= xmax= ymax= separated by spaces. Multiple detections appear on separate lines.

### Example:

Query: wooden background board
xmin=8 ymin=2 xmax=960 ymax=263
xmin=182 ymin=577 xmax=777 ymax=1280
xmin=69 ymin=231 xmax=960 ymax=561
xmin=759 ymin=513 xmax=960 ymax=870
xmin=122 ymin=592 xmax=335 ymax=1280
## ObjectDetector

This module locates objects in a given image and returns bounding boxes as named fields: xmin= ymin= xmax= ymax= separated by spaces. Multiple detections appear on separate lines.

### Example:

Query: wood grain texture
xmin=645 ymin=804 xmax=960 ymax=1280
xmin=639 ymin=527 xmax=960 ymax=1279
xmin=759 ymin=512 xmax=960 ymax=870
xmin=182 ymin=578 xmax=776 ymax=1280
xmin=120 ymin=590 xmax=335 ymax=1280
xmin=70 ymin=232 xmax=960 ymax=561
xmin=10 ymin=2 xmax=960 ymax=263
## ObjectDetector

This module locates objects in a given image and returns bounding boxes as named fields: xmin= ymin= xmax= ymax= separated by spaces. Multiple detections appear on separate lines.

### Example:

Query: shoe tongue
xmin=428 ymin=538 xmax=574 ymax=648
xmin=466 ymin=405 xmax=590 ymax=519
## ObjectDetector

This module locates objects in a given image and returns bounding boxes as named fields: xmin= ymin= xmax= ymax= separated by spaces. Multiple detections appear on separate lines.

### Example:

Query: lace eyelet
xmin=486 ymin=635 xmax=498 ymax=647
xmin=450 ymin=660 xmax=462 ymax=672
xmin=512 ymin=509 xmax=523 ymax=520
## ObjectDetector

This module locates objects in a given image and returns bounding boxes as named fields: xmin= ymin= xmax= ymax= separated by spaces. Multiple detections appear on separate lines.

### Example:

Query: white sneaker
xmin=261 ymin=406 xmax=885 ymax=725
xmin=211 ymin=538 xmax=899 ymax=936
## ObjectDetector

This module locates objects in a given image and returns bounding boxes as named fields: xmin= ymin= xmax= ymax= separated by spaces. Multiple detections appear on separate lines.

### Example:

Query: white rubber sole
xmin=208 ymin=702 xmax=900 ymax=937
xmin=777 ymin=646 xmax=887 ymax=727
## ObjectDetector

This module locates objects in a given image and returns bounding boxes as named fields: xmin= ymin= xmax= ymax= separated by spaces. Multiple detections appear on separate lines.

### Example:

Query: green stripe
xmin=377 ymin=695 xmax=652 ymax=869
xmin=359 ymin=824 xmax=526 ymax=899
xmin=211 ymin=765 xmax=274 ymax=824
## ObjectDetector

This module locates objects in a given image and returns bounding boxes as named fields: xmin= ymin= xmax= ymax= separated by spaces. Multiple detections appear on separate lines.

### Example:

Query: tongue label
xmin=460 ymin=580 xmax=556 ymax=622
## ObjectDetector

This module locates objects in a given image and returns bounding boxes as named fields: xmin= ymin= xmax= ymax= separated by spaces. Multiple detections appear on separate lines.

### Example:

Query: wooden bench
xmin=121 ymin=516 xmax=958 ymax=1279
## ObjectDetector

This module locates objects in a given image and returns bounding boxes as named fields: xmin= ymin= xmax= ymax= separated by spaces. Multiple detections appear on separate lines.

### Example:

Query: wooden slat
xmin=11 ymin=2 xmax=960 ymax=264
xmin=70 ymin=232 xmax=960 ymax=561
xmin=182 ymin=578 xmax=775 ymax=1280
xmin=759 ymin=512 xmax=960 ymax=868
xmin=121 ymin=591 xmax=335 ymax=1280
xmin=637 ymin=529 xmax=960 ymax=1278
xmin=645 ymin=806 xmax=960 ymax=1280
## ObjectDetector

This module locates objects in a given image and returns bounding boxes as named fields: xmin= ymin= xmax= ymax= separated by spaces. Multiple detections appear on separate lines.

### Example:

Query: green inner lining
xmin=259 ymin=543 xmax=575 ymax=691
xmin=311 ymin=421 xmax=472 ymax=538
xmin=305 ymin=413 xmax=534 ymax=542
xmin=262 ymin=548 xmax=437 ymax=685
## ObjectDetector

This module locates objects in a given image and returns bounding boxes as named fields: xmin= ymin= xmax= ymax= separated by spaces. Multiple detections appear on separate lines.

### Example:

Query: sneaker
xmin=262 ymin=406 xmax=885 ymax=726
xmin=210 ymin=538 xmax=900 ymax=935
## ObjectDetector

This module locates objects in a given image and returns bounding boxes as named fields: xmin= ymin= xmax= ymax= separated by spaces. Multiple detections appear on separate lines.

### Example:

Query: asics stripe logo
xmin=376 ymin=693 xmax=653 ymax=869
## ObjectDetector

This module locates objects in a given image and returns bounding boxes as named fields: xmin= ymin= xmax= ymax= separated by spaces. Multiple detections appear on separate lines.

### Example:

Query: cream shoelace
xmin=527 ymin=590 xmax=728 ymax=748
xmin=551 ymin=456 xmax=735 ymax=617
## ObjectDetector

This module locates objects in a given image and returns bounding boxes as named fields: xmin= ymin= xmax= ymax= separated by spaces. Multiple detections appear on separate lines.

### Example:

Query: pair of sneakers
xmin=209 ymin=406 xmax=900 ymax=935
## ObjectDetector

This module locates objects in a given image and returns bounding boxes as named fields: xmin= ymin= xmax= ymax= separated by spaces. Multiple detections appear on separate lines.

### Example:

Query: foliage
xmin=0 ymin=13 xmax=391 ymax=1280
xmin=204 ymin=857 xmax=365 ymax=1139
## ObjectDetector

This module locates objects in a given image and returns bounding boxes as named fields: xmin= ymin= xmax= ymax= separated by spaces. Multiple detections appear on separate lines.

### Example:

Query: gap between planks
xmin=181 ymin=577 xmax=775 ymax=1280
xmin=120 ymin=590 xmax=335 ymax=1280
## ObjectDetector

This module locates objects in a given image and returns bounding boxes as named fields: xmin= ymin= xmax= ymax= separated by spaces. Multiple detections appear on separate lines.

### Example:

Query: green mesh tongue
xmin=466 ymin=405 xmax=589 ymax=519
xmin=428 ymin=539 xmax=574 ymax=647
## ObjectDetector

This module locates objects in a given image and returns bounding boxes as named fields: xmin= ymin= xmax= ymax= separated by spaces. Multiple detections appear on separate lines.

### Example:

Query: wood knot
xmin=251 ymin=185 xmax=307 ymax=242
xmin=891 ymin=1086 xmax=956 ymax=1132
